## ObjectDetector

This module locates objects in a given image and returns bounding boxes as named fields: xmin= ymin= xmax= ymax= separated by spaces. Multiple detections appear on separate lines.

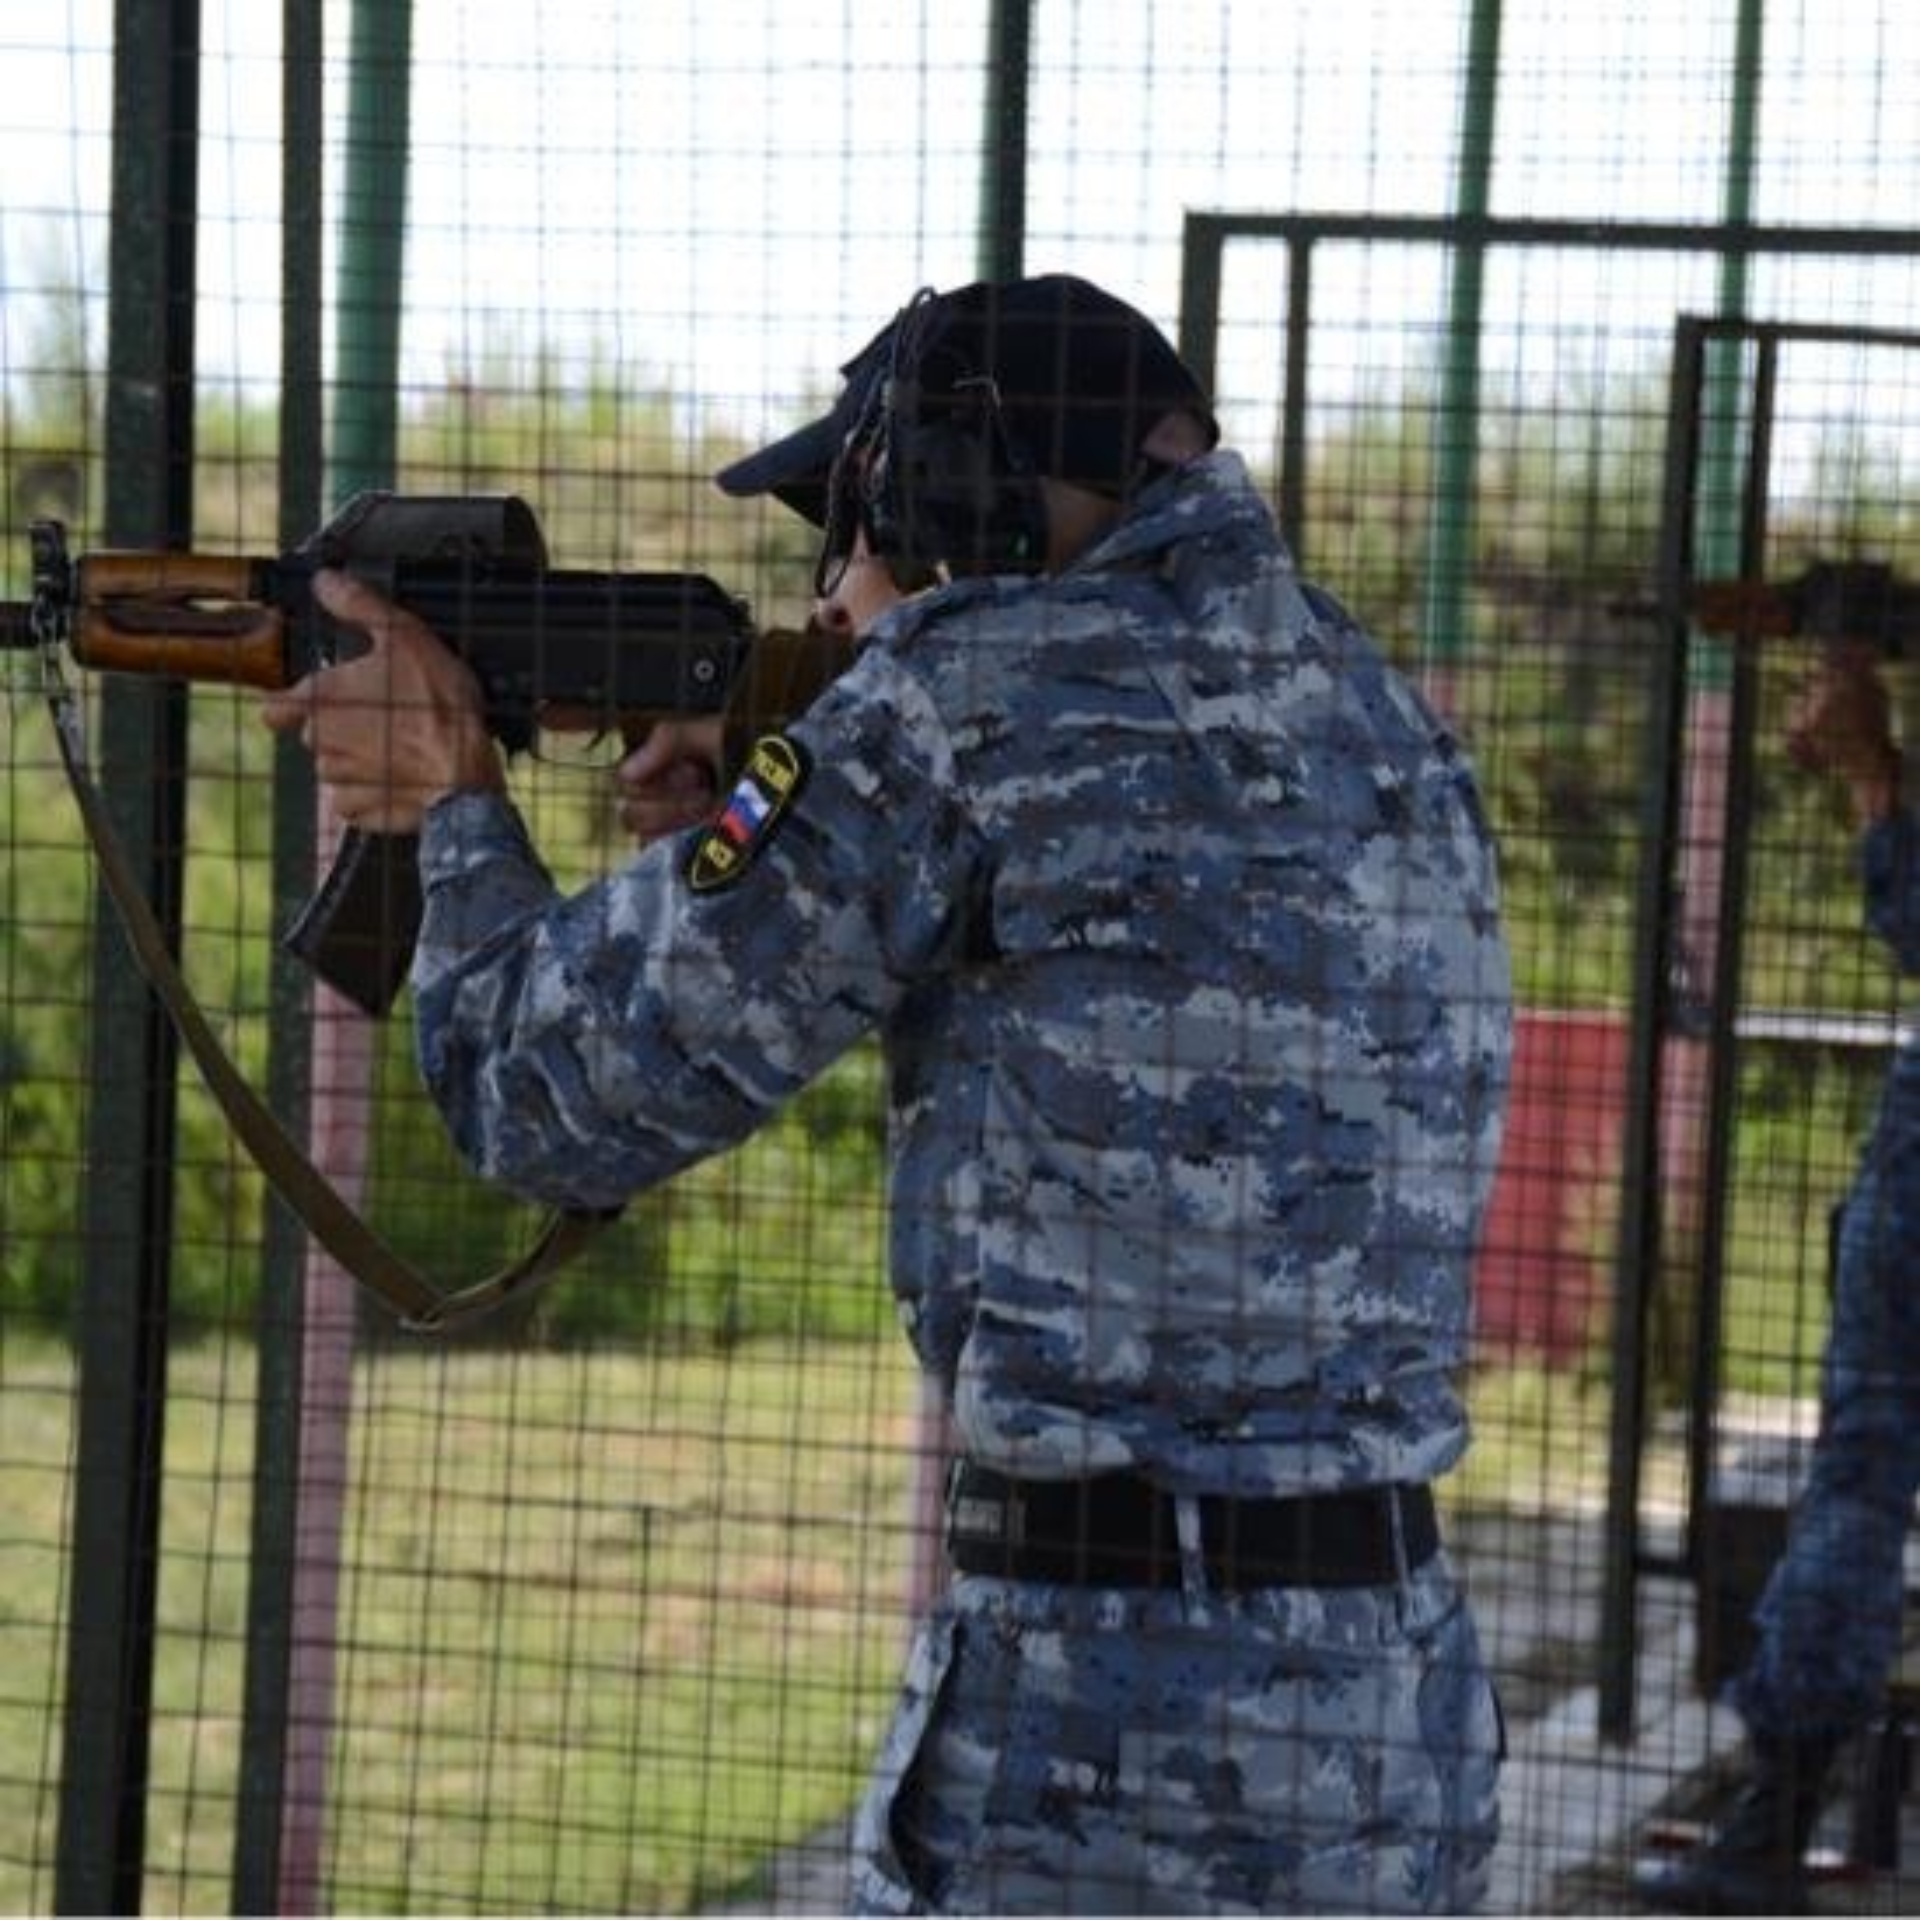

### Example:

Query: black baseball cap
xmin=715 ymin=274 xmax=1217 ymax=525
xmin=713 ymin=319 xmax=897 ymax=528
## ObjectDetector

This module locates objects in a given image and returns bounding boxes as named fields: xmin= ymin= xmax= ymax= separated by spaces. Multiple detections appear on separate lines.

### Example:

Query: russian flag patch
xmin=686 ymin=733 xmax=811 ymax=893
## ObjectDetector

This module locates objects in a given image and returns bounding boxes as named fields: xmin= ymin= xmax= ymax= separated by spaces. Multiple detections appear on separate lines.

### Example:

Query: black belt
xmin=945 ymin=1463 xmax=1438 ymax=1592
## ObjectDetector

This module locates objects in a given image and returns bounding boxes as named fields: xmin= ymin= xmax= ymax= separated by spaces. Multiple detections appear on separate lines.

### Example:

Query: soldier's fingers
xmin=618 ymin=716 xmax=724 ymax=784
xmin=313 ymin=566 xmax=404 ymax=640
xmin=258 ymin=676 xmax=313 ymax=735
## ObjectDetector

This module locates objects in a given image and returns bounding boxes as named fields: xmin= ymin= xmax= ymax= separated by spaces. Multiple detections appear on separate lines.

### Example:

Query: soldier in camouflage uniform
xmin=1640 ymin=640 xmax=1920 ymax=1917
xmin=264 ymin=275 xmax=1513 ymax=1914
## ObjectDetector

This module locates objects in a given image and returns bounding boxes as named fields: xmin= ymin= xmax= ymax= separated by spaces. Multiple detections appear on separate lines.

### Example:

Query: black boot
xmin=1634 ymin=1734 xmax=1840 ymax=1915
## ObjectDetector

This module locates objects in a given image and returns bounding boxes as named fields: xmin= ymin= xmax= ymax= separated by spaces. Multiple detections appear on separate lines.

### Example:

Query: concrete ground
xmin=1462 ymin=1509 xmax=1920 ymax=1915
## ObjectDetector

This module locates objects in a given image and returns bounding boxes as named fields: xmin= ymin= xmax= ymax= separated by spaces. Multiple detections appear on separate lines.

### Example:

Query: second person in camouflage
xmin=1639 ymin=637 xmax=1920 ymax=1917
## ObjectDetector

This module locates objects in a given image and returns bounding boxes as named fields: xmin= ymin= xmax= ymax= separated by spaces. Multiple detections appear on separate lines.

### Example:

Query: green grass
xmin=0 ymin=1295 xmax=1836 ymax=1914
xmin=0 ymin=1333 xmax=922 ymax=1914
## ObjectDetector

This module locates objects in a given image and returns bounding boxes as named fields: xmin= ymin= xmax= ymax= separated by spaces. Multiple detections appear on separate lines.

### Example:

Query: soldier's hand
xmin=614 ymin=716 xmax=725 ymax=845
xmin=1785 ymin=639 xmax=1901 ymax=824
xmin=259 ymin=569 xmax=505 ymax=832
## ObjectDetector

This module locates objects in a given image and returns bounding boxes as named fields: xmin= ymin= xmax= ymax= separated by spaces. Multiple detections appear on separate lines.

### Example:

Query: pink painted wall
xmin=1474 ymin=1010 xmax=1633 ymax=1364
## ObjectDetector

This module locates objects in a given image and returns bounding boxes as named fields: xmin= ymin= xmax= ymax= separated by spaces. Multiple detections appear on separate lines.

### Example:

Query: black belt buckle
xmin=944 ymin=1457 xmax=1028 ymax=1553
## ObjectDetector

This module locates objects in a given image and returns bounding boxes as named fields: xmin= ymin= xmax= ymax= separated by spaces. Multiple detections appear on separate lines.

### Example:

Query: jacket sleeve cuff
xmin=413 ymin=790 xmax=557 ymax=992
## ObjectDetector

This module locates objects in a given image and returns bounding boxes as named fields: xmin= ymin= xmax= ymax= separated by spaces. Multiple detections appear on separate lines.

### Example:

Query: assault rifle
xmin=4 ymin=491 xmax=848 ymax=1015
xmin=1690 ymin=559 xmax=1920 ymax=658
xmin=1 ymin=491 xmax=853 ymax=1329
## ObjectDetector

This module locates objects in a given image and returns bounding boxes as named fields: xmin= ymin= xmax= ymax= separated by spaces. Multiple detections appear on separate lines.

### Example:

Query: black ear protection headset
xmin=815 ymin=289 xmax=1050 ymax=596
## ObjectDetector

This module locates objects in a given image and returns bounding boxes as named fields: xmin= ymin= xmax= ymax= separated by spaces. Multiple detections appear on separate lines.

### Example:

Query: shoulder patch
xmin=685 ymin=733 xmax=812 ymax=893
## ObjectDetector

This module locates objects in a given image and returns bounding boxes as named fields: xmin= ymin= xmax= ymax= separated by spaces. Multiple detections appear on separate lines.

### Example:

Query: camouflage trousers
xmin=1733 ymin=1043 xmax=1920 ymax=1744
xmin=851 ymin=1544 xmax=1502 ymax=1915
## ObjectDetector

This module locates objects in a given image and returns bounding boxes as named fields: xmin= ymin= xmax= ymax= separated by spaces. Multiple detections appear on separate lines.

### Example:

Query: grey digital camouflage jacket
xmin=412 ymin=450 xmax=1513 ymax=1495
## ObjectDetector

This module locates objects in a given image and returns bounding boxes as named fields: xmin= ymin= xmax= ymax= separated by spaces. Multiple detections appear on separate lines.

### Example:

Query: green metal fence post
xmin=55 ymin=1 xmax=201 ymax=1907
xmin=1697 ymin=0 xmax=1765 ymax=604
xmin=1420 ymin=0 xmax=1503 ymax=687
xmin=231 ymin=0 xmax=326 ymax=1905
xmin=334 ymin=0 xmax=414 ymax=498
xmin=978 ymin=0 xmax=1032 ymax=282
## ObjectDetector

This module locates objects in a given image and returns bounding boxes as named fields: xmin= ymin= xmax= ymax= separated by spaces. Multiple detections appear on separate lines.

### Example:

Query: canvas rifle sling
xmin=41 ymin=662 xmax=613 ymax=1333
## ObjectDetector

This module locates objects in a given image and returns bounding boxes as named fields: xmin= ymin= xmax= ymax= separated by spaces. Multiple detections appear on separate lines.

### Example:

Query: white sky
xmin=4 ymin=0 xmax=1920 ymax=465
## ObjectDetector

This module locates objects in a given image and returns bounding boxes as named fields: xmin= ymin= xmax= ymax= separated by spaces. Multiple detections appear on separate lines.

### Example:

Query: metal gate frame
xmin=1631 ymin=313 xmax=1920 ymax=1725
